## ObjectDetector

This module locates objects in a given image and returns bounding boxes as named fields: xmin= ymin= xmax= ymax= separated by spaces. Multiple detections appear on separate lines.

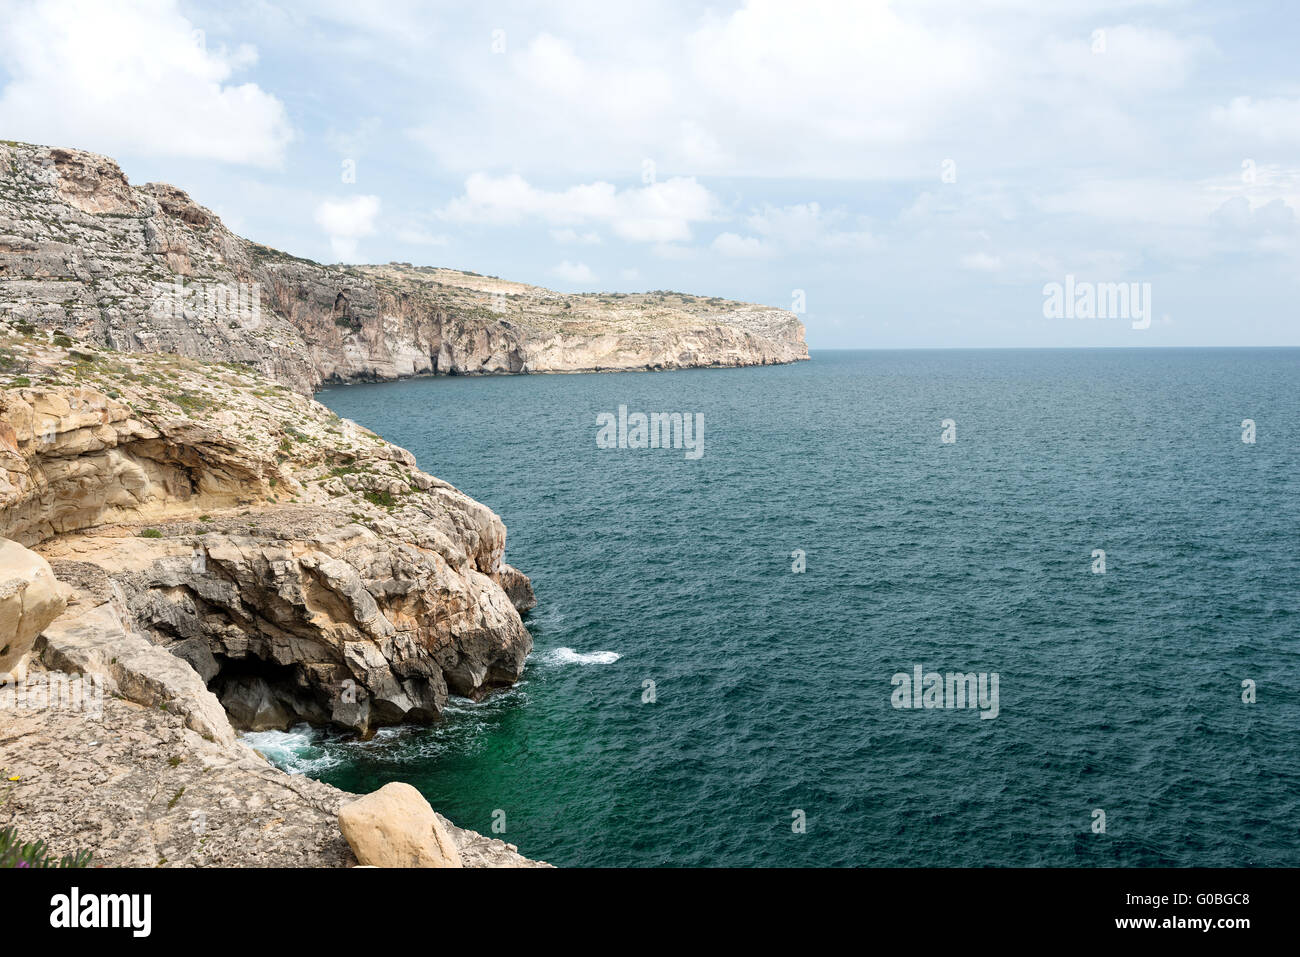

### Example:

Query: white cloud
xmin=0 ymin=0 xmax=292 ymax=166
xmin=960 ymin=252 xmax=1003 ymax=272
xmin=957 ymin=248 xmax=1068 ymax=280
xmin=440 ymin=173 xmax=718 ymax=242
xmin=315 ymin=195 xmax=381 ymax=262
xmin=745 ymin=202 xmax=877 ymax=250
xmin=411 ymin=27 xmax=681 ymax=174
xmin=710 ymin=202 xmax=877 ymax=258
xmin=403 ymin=1 xmax=1223 ymax=182
xmin=551 ymin=260 xmax=597 ymax=284
xmin=551 ymin=228 xmax=603 ymax=244
xmin=1036 ymin=179 xmax=1218 ymax=227
xmin=1211 ymin=196 xmax=1296 ymax=236
xmin=394 ymin=227 xmax=449 ymax=246
xmin=411 ymin=0 xmax=994 ymax=177
xmin=685 ymin=1 xmax=988 ymax=153
xmin=711 ymin=232 xmax=773 ymax=258
xmin=1212 ymin=96 xmax=1300 ymax=147
xmin=1042 ymin=24 xmax=1212 ymax=94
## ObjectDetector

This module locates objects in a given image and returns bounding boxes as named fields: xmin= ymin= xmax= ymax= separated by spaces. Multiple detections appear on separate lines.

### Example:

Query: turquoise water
xmin=258 ymin=349 xmax=1299 ymax=866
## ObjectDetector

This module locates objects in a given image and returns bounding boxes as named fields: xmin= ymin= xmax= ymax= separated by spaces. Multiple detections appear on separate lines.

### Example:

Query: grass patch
xmin=172 ymin=392 xmax=213 ymax=414
xmin=363 ymin=489 xmax=399 ymax=508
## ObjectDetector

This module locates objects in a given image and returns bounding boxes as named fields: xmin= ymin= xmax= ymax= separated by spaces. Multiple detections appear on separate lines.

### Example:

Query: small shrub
xmin=0 ymin=826 xmax=92 ymax=869
xmin=173 ymin=392 xmax=211 ymax=414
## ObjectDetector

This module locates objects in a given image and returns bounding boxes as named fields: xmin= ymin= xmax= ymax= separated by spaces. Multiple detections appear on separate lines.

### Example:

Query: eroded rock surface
xmin=0 ymin=328 xmax=548 ymax=865
xmin=0 ymin=142 xmax=808 ymax=396
xmin=0 ymin=144 xmax=597 ymax=867
xmin=0 ymin=679 xmax=544 ymax=867
xmin=36 ymin=600 xmax=236 ymax=746
xmin=0 ymin=331 xmax=533 ymax=736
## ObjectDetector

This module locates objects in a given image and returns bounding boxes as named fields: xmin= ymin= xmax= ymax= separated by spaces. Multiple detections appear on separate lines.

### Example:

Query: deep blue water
xmin=255 ymin=349 xmax=1299 ymax=866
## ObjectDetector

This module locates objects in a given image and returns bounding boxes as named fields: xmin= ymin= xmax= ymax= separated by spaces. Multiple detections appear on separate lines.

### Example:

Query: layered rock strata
xmin=0 ymin=326 xmax=533 ymax=738
xmin=0 ymin=324 xmax=546 ymax=865
xmin=0 ymin=142 xmax=809 ymax=396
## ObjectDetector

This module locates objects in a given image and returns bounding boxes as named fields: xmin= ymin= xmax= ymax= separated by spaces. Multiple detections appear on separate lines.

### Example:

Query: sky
xmin=0 ymin=0 xmax=1297 ymax=348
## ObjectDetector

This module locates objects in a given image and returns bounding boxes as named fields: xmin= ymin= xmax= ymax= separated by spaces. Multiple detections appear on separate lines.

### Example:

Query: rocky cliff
xmin=2 ymin=671 xmax=545 ymax=867
xmin=0 ymin=142 xmax=808 ymax=396
xmin=0 ymin=323 xmax=533 ymax=738
xmin=0 ymin=321 xmax=545 ymax=864
xmin=0 ymin=141 xmax=805 ymax=867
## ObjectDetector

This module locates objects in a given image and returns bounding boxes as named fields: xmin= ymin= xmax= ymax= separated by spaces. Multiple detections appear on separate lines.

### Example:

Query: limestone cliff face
xmin=0 ymin=141 xmax=802 ymax=868
xmin=0 ymin=142 xmax=809 ymax=396
xmin=0 ymin=325 xmax=532 ymax=737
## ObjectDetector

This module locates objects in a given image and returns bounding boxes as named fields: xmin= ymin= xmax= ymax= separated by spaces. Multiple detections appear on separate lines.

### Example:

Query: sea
xmin=244 ymin=348 xmax=1299 ymax=867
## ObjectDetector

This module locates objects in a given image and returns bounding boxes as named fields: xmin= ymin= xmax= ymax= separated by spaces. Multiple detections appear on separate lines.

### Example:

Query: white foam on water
xmin=241 ymin=724 xmax=341 ymax=775
xmin=441 ymin=685 xmax=527 ymax=716
xmin=537 ymin=647 xmax=622 ymax=666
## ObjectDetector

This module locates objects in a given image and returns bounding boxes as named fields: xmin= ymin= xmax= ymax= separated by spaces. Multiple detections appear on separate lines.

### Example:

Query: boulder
xmin=1 ymin=695 xmax=548 ymax=867
xmin=0 ymin=537 xmax=67 ymax=683
xmin=37 ymin=602 xmax=236 ymax=746
xmin=337 ymin=782 xmax=464 ymax=868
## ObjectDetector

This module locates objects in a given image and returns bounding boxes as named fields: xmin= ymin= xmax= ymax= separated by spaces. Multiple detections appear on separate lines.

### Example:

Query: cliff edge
xmin=1 ymin=324 xmax=533 ymax=737
xmin=0 ymin=322 xmax=545 ymax=864
xmin=0 ymin=142 xmax=809 ymax=395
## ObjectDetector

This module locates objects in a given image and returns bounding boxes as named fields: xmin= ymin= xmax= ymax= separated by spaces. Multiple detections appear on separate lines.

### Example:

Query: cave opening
xmin=206 ymin=653 xmax=331 ymax=732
